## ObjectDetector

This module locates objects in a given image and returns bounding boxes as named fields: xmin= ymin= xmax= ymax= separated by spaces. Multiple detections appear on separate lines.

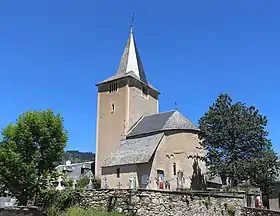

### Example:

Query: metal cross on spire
xmin=131 ymin=13 xmax=135 ymax=27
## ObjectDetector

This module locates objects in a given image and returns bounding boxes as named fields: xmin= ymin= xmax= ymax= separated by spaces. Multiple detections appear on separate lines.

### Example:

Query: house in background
xmin=94 ymin=25 xmax=208 ymax=190
xmin=55 ymin=160 xmax=94 ymax=182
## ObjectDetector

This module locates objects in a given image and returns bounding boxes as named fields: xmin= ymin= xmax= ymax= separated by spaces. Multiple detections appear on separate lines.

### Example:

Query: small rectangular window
xmin=173 ymin=163 xmax=176 ymax=176
xmin=116 ymin=168 xmax=120 ymax=178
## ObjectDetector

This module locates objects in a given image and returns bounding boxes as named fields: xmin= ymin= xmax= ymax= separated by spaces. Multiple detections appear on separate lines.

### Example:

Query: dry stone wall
xmin=81 ymin=189 xmax=246 ymax=216
xmin=1 ymin=189 xmax=279 ymax=216
xmin=0 ymin=207 xmax=42 ymax=216
xmin=242 ymin=207 xmax=280 ymax=216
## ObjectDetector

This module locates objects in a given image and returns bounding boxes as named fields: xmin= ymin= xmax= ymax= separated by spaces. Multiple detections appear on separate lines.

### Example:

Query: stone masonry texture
xmin=242 ymin=207 xmax=280 ymax=216
xmin=81 ymin=189 xmax=246 ymax=216
xmin=1 ymin=189 xmax=280 ymax=216
xmin=0 ymin=207 xmax=42 ymax=216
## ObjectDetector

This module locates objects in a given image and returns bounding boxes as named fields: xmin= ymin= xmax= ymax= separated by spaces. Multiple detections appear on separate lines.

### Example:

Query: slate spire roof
xmin=116 ymin=26 xmax=148 ymax=84
xmin=96 ymin=26 xmax=150 ymax=86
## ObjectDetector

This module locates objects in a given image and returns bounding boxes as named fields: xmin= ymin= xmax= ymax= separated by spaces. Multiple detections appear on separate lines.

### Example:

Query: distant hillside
xmin=62 ymin=150 xmax=95 ymax=164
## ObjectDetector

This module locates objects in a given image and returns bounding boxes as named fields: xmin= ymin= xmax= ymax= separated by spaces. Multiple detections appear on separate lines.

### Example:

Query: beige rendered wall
xmin=102 ymin=165 xmax=137 ymax=188
xmin=148 ymin=131 xmax=206 ymax=190
xmin=99 ymin=131 xmax=205 ymax=190
xmin=95 ymin=79 xmax=128 ymax=177
xmin=128 ymin=78 xmax=158 ymax=129
xmin=101 ymin=162 xmax=152 ymax=189
xmin=95 ymin=77 xmax=159 ymax=178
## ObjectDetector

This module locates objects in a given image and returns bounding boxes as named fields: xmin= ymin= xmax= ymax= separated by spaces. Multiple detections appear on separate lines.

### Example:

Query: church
xmin=94 ymin=25 xmax=208 ymax=190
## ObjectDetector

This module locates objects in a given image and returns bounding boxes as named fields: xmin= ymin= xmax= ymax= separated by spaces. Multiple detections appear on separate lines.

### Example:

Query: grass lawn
xmin=59 ymin=206 xmax=125 ymax=216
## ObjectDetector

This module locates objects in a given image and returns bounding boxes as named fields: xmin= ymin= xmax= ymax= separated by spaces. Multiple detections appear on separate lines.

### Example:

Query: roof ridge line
xmin=174 ymin=111 xmax=199 ymax=128
xmin=126 ymin=115 xmax=145 ymax=137
xmin=55 ymin=161 xmax=94 ymax=168
xmin=142 ymin=110 xmax=176 ymax=118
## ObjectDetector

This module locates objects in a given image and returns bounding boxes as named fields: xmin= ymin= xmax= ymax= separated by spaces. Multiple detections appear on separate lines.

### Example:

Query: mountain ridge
xmin=62 ymin=150 xmax=95 ymax=164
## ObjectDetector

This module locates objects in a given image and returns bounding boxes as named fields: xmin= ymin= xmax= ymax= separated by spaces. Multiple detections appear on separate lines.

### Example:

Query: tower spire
xmin=96 ymin=14 xmax=153 ymax=87
xmin=115 ymin=15 xmax=148 ymax=84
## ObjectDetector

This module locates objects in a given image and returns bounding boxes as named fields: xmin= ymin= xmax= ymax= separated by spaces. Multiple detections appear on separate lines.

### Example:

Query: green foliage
xmin=200 ymin=197 xmax=212 ymax=209
xmin=76 ymin=176 xmax=101 ymax=189
xmin=48 ymin=171 xmax=72 ymax=188
xmin=199 ymin=94 xmax=279 ymax=192
xmin=225 ymin=203 xmax=237 ymax=216
xmin=76 ymin=176 xmax=90 ymax=189
xmin=244 ymin=150 xmax=280 ymax=193
xmin=190 ymin=159 xmax=206 ymax=190
xmin=0 ymin=109 xmax=68 ymax=205
xmin=60 ymin=206 xmax=125 ymax=216
xmin=92 ymin=177 xmax=101 ymax=189
xmin=36 ymin=188 xmax=81 ymax=214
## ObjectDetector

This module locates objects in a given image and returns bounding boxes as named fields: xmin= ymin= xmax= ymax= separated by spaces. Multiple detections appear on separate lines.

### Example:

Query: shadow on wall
xmin=190 ymin=159 xmax=206 ymax=190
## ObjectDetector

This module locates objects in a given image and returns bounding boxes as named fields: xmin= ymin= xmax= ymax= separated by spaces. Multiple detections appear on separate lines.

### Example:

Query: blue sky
xmin=0 ymin=0 xmax=279 ymax=153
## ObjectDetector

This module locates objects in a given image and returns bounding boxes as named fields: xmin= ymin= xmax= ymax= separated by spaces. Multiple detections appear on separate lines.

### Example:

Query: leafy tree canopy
xmin=199 ymin=93 xmax=279 ymax=193
xmin=0 ymin=109 xmax=68 ymax=205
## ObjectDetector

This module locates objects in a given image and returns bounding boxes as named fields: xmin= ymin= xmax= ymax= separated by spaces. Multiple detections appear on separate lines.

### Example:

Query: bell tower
xmin=95 ymin=26 xmax=160 ymax=176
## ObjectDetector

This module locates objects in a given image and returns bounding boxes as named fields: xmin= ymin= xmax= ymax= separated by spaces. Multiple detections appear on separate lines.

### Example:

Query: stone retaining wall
xmin=81 ymin=189 xmax=246 ymax=216
xmin=2 ymin=190 xmax=278 ymax=216
xmin=0 ymin=206 xmax=42 ymax=216
xmin=242 ymin=207 xmax=280 ymax=216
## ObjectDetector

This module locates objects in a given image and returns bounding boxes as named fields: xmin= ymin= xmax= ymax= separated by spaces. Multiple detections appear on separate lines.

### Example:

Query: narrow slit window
xmin=173 ymin=163 xmax=176 ymax=176
xmin=117 ymin=168 xmax=120 ymax=178
xmin=111 ymin=103 xmax=115 ymax=112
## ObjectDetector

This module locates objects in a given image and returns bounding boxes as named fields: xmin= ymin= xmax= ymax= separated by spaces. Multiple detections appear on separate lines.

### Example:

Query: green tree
xmin=76 ymin=176 xmax=90 ymax=189
xmin=76 ymin=176 xmax=101 ymax=189
xmin=199 ymin=93 xmax=279 ymax=192
xmin=0 ymin=109 xmax=68 ymax=205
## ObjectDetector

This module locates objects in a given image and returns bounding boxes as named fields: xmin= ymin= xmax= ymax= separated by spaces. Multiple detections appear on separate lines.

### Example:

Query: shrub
xmin=92 ymin=177 xmax=101 ymax=189
xmin=76 ymin=176 xmax=89 ymax=189
xmin=76 ymin=176 xmax=101 ymax=189
xmin=36 ymin=188 xmax=82 ymax=214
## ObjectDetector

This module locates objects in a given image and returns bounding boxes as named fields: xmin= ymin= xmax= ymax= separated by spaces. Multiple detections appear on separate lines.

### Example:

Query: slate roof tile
xmin=102 ymin=133 xmax=164 ymax=167
xmin=55 ymin=161 xmax=93 ymax=180
xmin=127 ymin=110 xmax=199 ymax=137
